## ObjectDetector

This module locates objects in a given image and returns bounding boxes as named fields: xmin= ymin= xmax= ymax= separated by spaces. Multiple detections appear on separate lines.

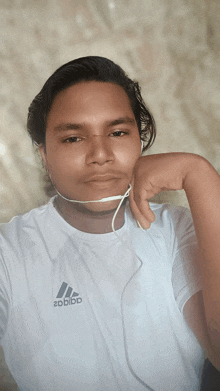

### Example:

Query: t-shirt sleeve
xmin=0 ymin=248 xmax=10 ymax=340
xmin=169 ymin=205 xmax=203 ymax=313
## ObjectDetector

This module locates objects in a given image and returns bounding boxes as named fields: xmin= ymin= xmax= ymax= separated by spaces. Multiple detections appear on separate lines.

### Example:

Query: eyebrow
xmin=53 ymin=117 xmax=136 ymax=133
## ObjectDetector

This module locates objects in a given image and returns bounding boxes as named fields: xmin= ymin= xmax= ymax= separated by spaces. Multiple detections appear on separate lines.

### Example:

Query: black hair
xmin=27 ymin=56 xmax=156 ymax=153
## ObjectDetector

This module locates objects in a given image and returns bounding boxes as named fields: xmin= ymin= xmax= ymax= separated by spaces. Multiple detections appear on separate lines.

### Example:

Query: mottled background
xmin=0 ymin=0 xmax=219 ymax=389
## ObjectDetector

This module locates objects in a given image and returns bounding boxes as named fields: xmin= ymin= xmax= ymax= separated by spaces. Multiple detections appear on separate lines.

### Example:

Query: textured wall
xmin=0 ymin=0 xmax=219 ymax=389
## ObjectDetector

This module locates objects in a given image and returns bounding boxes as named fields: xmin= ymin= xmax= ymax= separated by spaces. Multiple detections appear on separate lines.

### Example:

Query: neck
xmin=53 ymin=196 xmax=127 ymax=234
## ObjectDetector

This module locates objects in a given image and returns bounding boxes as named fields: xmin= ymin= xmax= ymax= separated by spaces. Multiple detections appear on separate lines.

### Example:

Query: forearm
xmin=184 ymin=155 xmax=220 ymax=351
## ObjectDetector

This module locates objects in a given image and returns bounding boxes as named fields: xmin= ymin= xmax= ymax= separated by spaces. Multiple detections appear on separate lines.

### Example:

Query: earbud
xmin=141 ymin=140 xmax=144 ymax=154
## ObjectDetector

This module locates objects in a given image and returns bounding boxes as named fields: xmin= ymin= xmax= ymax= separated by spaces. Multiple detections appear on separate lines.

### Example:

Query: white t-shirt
xmin=0 ymin=198 xmax=204 ymax=391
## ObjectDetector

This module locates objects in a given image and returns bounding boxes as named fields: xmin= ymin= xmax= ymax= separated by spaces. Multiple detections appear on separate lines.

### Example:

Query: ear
xmin=38 ymin=144 xmax=48 ymax=169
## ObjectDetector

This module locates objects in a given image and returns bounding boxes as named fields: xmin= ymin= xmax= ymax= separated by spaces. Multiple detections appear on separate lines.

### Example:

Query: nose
xmin=85 ymin=135 xmax=114 ymax=166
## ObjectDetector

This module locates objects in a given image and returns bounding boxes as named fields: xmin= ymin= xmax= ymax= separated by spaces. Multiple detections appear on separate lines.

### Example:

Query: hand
xmin=129 ymin=153 xmax=194 ymax=229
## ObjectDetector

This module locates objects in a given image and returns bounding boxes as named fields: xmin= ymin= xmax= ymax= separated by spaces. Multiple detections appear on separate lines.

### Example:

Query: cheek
xmin=46 ymin=141 xmax=76 ymax=169
xmin=45 ymin=148 xmax=77 ymax=182
xmin=118 ymin=145 xmax=140 ymax=172
xmin=48 ymin=156 xmax=80 ymax=179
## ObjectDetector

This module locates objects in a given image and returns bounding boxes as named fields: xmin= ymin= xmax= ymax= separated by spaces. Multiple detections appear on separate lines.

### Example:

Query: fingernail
xmin=136 ymin=220 xmax=145 ymax=231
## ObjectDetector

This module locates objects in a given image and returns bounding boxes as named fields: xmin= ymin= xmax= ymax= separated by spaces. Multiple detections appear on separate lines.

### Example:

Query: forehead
xmin=48 ymin=81 xmax=134 ymax=120
xmin=45 ymin=82 xmax=138 ymax=140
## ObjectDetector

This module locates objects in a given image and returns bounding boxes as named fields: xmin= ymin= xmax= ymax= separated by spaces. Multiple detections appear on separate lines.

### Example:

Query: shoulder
xmin=0 ymin=199 xmax=53 ymax=235
xmin=147 ymin=202 xmax=195 ymax=246
xmin=126 ymin=202 xmax=197 ymax=272
xmin=127 ymin=201 xmax=195 ymax=249
xmin=150 ymin=202 xmax=193 ymax=226
xmin=0 ymin=199 xmax=54 ymax=254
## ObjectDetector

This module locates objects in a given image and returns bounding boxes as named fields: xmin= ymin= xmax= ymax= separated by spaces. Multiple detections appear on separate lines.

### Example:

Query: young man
xmin=0 ymin=56 xmax=220 ymax=390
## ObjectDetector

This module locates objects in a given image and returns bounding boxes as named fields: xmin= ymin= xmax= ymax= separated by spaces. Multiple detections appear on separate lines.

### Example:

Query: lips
xmin=85 ymin=174 xmax=120 ymax=182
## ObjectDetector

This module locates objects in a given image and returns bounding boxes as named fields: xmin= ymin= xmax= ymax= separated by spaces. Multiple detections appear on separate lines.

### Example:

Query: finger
xmin=129 ymin=176 xmax=155 ymax=227
xmin=132 ymin=186 xmax=155 ymax=223
xmin=132 ymin=187 xmax=155 ymax=222
xmin=129 ymin=186 xmax=152 ymax=229
xmin=135 ymin=193 xmax=156 ymax=223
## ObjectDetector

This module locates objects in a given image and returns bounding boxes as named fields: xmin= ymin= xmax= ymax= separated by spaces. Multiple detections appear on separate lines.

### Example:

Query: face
xmin=39 ymin=81 xmax=141 ymax=212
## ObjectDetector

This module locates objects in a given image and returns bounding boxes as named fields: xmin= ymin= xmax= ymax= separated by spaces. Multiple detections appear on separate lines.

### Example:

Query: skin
xmin=39 ymin=81 xmax=142 ymax=234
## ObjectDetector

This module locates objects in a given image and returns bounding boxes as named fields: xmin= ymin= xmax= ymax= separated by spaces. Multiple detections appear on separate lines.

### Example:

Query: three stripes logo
xmin=54 ymin=282 xmax=82 ymax=307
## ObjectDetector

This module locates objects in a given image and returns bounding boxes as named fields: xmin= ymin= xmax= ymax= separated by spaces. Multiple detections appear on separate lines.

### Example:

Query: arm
xmin=129 ymin=153 xmax=220 ymax=368
xmin=183 ymin=155 xmax=220 ymax=367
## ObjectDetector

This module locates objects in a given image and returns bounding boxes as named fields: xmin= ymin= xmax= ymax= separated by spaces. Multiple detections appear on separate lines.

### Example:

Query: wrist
xmin=183 ymin=154 xmax=211 ymax=192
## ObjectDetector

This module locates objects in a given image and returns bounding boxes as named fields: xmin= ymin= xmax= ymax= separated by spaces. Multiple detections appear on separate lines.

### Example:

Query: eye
xmin=110 ymin=130 xmax=128 ymax=137
xmin=63 ymin=136 xmax=82 ymax=143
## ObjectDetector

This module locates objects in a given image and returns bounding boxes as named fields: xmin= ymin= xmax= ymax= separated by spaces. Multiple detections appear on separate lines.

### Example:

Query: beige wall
xmin=0 ymin=0 xmax=219 ymax=388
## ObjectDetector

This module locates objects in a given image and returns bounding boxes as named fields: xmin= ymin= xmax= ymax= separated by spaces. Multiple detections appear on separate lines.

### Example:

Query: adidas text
xmin=54 ymin=297 xmax=82 ymax=307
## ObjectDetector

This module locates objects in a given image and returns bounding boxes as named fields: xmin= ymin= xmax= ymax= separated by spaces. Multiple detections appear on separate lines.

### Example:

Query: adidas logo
xmin=54 ymin=282 xmax=82 ymax=307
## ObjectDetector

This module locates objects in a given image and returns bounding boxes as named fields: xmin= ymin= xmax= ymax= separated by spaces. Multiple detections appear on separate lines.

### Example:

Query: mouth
xmin=85 ymin=174 xmax=120 ymax=183
xmin=89 ymin=178 xmax=119 ymax=183
xmin=85 ymin=174 xmax=121 ymax=187
xmin=85 ymin=179 xmax=120 ymax=190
